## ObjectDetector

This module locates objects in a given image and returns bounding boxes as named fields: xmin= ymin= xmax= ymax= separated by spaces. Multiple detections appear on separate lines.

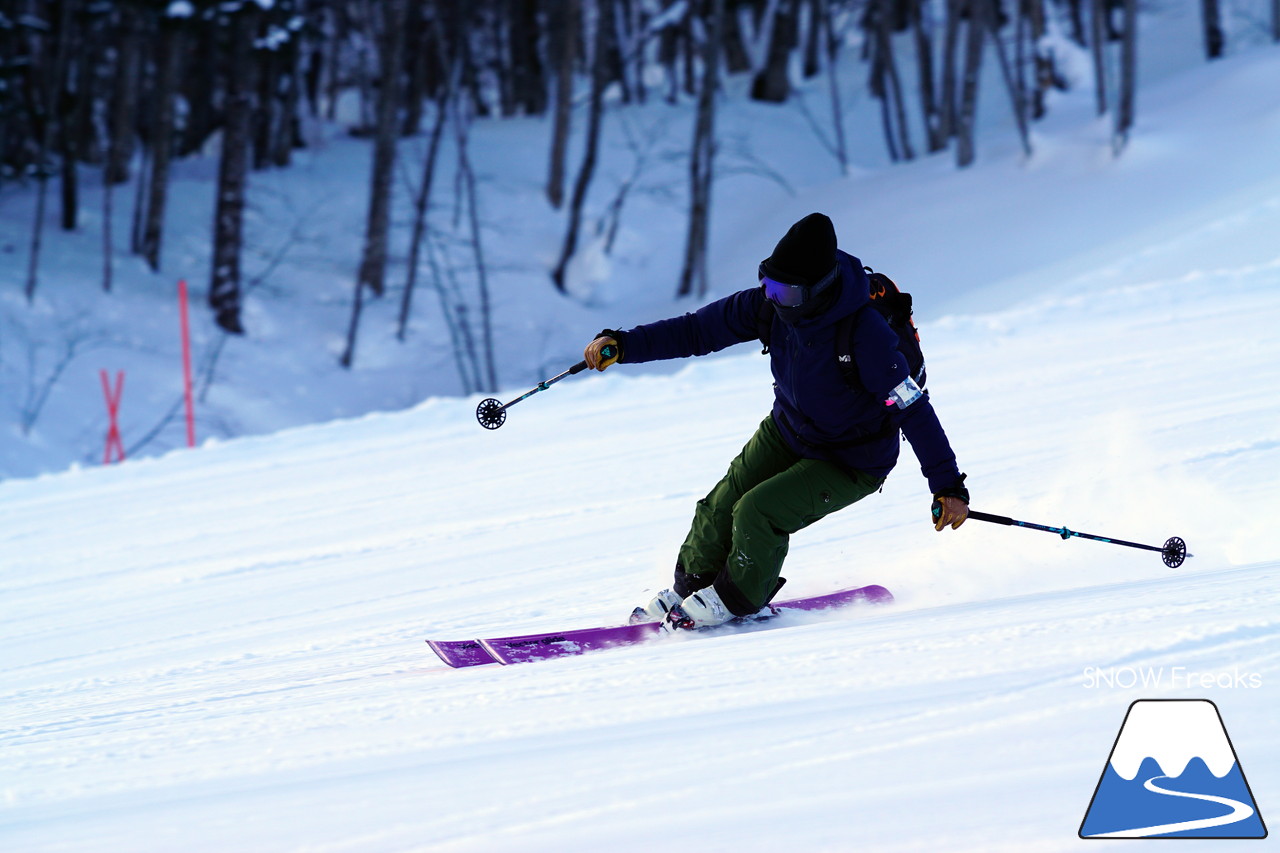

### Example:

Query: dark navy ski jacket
xmin=614 ymin=251 xmax=962 ymax=494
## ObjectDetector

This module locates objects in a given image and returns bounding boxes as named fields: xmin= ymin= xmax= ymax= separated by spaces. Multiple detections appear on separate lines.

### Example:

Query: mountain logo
xmin=1080 ymin=699 xmax=1267 ymax=839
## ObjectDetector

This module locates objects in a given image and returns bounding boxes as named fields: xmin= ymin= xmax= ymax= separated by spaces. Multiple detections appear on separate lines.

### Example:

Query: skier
xmin=583 ymin=213 xmax=970 ymax=632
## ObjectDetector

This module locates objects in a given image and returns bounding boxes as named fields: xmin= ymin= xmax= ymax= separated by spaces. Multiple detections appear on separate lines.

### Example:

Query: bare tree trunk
xmin=73 ymin=4 xmax=104 ymax=161
xmin=721 ymin=0 xmax=752 ymax=72
xmin=802 ymin=0 xmax=821 ymax=78
xmin=129 ymin=140 xmax=148 ymax=253
xmin=401 ymin=3 xmax=429 ymax=134
xmin=1066 ymin=0 xmax=1087 ymax=45
xmin=677 ymin=0 xmax=723 ymax=299
xmin=353 ymin=0 xmax=409 ymax=300
xmin=1024 ymin=0 xmax=1052 ymax=119
xmin=209 ymin=4 xmax=260 ymax=335
xmin=264 ymin=2 xmax=302 ymax=169
xmin=324 ymin=0 xmax=343 ymax=120
xmin=140 ymin=19 xmax=182 ymax=271
xmin=1200 ymin=0 xmax=1225 ymax=58
xmin=547 ymin=0 xmax=579 ymax=209
xmin=552 ymin=0 xmax=608 ymax=293
xmin=253 ymin=27 xmax=276 ymax=169
xmin=910 ymin=0 xmax=945 ymax=153
xmin=103 ymin=147 xmax=115 ymax=293
xmin=25 ymin=0 xmax=76 ymax=303
xmin=1113 ymin=0 xmax=1137 ymax=152
xmin=868 ymin=0 xmax=913 ymax=162
xmin=400 ymin=54 xmax=456 ymax=341
xmin=59 ymin=1 xmax=84 ymax=231
xmin=341 ymin=0 xmax=409 ymax=368
xmin=626 ymin=0 xmax=649 ymax=103
xmin=181 ymin=21 xmax=219 ymax=155
xmin=1274 ymin=0 xmax=1280 ymax=42
xmin=489 ymin=4 xmax=516 ymax=117
xmin=820 ymin=0 xmax=849 ymax=172
xmin=57 ymin=2 xmax=85 ymax=233
xmin=455 ymin=94 xmax=498 ymax=393
xmin=939 ymin=0 xmax=962 ymax=145
xmin=682 ymin=6 xmax=697 ymax=97
xmin=106 ymin=3 xmax=142 ymax=185
xmin=1090 ymin=0 xmax=1107 ymax=115
xmin=659 ymin=0 xmax=682 ymax=102
xmin=609 ymin=0 xmax=634 ymax=103
xmin=955 ymin=0 xmax=986 ymax=168
xmin=750 ymin=0 xmax=795 ymax=102
xmin=511 ymin=0 xmax=546 ymax=114
xmin=882 ymin=14 xmax=912 ymax=161
xmin=352 ymin=0 xmax=379 ymax=131
xmin=988 ymin=6 xmax=1031 ymax=157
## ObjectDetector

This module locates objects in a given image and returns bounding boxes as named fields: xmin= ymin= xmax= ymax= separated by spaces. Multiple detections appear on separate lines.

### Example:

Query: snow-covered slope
xmin=3 ymin=159 xmax=1278 ymax=850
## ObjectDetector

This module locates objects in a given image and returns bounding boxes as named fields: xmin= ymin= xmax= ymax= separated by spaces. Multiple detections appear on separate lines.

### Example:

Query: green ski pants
xmin=677 ymin=416 xmax=883 ymax=610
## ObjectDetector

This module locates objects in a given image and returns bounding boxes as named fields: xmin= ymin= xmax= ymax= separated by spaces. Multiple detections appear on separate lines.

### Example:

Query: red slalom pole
xmin=178 ymin=279 xmax=196 ymax=448
xmin=100 ymin=369 xmax=126 ymax=464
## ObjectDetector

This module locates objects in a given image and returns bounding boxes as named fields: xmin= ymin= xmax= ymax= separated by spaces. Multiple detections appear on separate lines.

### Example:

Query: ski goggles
xmin=758 ymin=263 xmax=839 ymax=308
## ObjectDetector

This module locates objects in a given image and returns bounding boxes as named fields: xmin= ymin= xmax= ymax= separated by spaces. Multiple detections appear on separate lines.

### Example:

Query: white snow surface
xmin=3 ymin=10 xmax=1280 ymax=853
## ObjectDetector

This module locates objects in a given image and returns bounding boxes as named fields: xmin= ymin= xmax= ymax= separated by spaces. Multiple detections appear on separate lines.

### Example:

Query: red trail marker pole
xmin=101 ymin=369 xmax=126 ymax=464
xmin=178 ymin=279 xmax=196 ymax=448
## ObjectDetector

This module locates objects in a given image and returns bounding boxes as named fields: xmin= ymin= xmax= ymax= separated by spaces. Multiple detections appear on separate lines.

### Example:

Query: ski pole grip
xmin=573 ymin=343 xmax=619 ymax=375
xmin=967 ymin=510 xmax=1014 ymax=526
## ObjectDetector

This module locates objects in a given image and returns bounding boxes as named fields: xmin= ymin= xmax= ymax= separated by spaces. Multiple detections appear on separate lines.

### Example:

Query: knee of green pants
xmin=724 ymin=463 xmax=883 ymax=608
xmin=725 ymin=490 xmax=790 ymax=607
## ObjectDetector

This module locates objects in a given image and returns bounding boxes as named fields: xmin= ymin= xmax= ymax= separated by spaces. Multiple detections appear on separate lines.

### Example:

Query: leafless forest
xmin=2 ymin=0 xmax=1271 ymax=367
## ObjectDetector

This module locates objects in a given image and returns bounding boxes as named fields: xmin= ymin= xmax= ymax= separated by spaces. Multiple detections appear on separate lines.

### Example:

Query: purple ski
xmin=429 ymin=584 xmax=892 ymax=667
xmin=426 ymin=639 xmax=497 ymax=668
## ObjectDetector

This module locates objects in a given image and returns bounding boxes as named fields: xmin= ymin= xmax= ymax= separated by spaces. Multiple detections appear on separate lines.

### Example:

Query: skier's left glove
xmin=931 ymin=474 xmax=969 ymax=531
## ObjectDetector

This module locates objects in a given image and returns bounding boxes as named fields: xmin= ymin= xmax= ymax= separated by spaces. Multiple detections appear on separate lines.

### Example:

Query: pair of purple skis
xmin=428 ymin=584 xmax=893 ymax=667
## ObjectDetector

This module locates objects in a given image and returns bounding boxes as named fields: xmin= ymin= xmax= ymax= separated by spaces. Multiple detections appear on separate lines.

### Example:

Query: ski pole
xmin=952 ymin=507 xmax=1190 ymax=568
xmin=475 ymin=344 xmax=617 ymax=430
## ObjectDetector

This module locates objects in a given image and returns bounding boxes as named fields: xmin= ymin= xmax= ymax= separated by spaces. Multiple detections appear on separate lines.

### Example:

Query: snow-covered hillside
xmin=3 ymin=8 xmax=1279 ymax=852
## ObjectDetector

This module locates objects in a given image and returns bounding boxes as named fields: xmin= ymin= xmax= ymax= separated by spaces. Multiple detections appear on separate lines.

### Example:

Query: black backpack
xmin=756 ymin=266 xmax=927 ymax=393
